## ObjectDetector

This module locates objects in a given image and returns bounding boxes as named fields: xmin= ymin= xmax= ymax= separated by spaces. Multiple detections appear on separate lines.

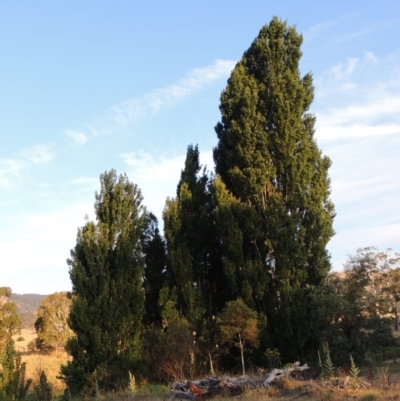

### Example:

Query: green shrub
xmin=359 ymin=391 xmax=380 ymax=401
xmin=0 ymin=339 xmax=32 ymax=400
xmin=16 ymin=337 xmax=24 ymax=342
xmin=33 ymin=371 xmax=52 ymax=401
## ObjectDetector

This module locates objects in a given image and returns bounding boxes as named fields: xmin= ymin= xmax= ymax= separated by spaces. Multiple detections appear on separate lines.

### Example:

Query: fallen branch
xmin=171 ymin=362 xmax=319 ymax=399
xmin=263 ymin=362 xmax=310 ymax=387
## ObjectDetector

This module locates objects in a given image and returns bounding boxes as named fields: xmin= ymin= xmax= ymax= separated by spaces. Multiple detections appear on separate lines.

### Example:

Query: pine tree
xmin=142 ymin=212 xmax=167 ymax=325
xmin=62 ymin=170 xmax=146 ymax=394
xmin=163 ymin=145 xmax=225 ymax=323
xmin=213 ymin=17 xmax=335 ymax=361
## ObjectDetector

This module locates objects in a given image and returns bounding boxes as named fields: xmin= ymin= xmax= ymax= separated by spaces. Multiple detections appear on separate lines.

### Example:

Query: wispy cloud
xmin=315 ymin=51 xmax=400 ymax=142
xmin=65 ymin=59 xmax=235 ymax=141
xmin=21 ymin=145 xmax=54 ymax=164
xmin=65 ymin=129 xmax=88 ymax=145
xmin=120 ymin=150 xmax=214 ymax=221
xmin=0 ymin=159 xmax=25 ymax=188
xmin=71 ymin=177 xmax=98 ymax=185
xmin=304 ymin=12 xmax=361 ymax=42
xmin=315 ymin=49 xmax=400 ymax=271
xmin=0 ymin=144 xmax=54 ymax=188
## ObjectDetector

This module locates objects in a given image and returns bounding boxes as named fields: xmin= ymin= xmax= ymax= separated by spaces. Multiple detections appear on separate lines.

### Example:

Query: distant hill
xmin=11 ymin=293 xmax=48 ymax=329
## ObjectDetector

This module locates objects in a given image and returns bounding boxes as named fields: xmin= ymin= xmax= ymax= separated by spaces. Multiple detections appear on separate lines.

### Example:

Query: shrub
xmin=0 ymin=339 xmax=32 ymax=400
xmin=33 ymin=371 xmax=52 ymax=401
xmin=359 ymin=391 xmax=380 ymax=401
xmin=16 ymin=337 xmax=24 ymax=342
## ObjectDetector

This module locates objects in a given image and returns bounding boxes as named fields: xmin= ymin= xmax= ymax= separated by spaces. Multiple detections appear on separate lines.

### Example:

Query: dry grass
xmin=12 ymin=329 xmax=71 ymax=394
xmin=12 ymin=328 xmax=36 ymax=352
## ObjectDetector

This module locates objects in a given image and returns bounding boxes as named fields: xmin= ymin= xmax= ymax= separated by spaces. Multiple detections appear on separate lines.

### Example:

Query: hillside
xmin=11 ymin=293 xmax=47 ymax=329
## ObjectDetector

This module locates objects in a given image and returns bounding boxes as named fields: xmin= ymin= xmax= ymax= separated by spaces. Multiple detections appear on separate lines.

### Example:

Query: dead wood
xmin=171 ymin=362 xmax=320 ymax=399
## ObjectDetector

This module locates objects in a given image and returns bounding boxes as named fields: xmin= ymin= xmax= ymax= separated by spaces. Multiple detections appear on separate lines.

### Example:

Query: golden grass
xmin=12 ymin=329 xmax=71 ymax=394
xmin=12 ymin=328 xmax=36 ymax=352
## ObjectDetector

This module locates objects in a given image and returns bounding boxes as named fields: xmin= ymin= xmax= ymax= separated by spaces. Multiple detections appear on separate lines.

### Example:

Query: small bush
xmin=27 ymin=340 xmax=37 ymax=353
xmin=16 ymin=337 xmax=25 ymax=342
xmin=137 ymin=383 xmax=168 ymax=396
xmin=359 ymin=390 xmax=380 ymax=401
xmin=263 ymin=348 xmax=281 ymax=370
xmin=33 ymin=371 xmax=52 ymax=401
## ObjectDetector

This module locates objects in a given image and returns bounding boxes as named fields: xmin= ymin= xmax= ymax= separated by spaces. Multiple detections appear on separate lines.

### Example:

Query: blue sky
xmin=1 ymin=0 xmax=399 ymax=294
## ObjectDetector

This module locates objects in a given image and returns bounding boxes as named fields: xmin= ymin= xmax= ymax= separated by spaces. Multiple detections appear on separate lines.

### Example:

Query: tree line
xmin=1 ymin=17 xmax=400 ymax=398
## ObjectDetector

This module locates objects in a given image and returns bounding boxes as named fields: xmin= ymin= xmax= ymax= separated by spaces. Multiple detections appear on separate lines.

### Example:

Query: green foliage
xmin=322 ymin=353 xmax=334 ymax=380
xmin=349 ymin=354 xmax=360 ymax=388
xmin=315 ymin=248 xmax=396 ymax=366
xmin=33 ymin=370 xmax=52 ymax=401
xmin=142 ymin=213 xmax=167 ymax=325
xmin=0 ymin=287 xmax=21 ymax=352
xmin=142 ymin=318 xmax=197 ymax=381
xmin=15 ymin=337 xmax=24 ymax=342
xmin=217 ymin=298 xmax=259 ymax=375
xmin=163 ymin=145 xmax=226 ymax=326
xmin=263 ymin=348 xmax=282 ymax=370
xmin=35 ymin=292 xmax=72 ymax=353
xmin=0 ymin=338 xmax=32 ymax=401
xmin=213 ymin=17 xmax=335 ymax=362
xmin=127 ymin=371 xmax=136 ymax=394
xmin=359 ymin=391 xmax=380 ymax=401
xmin=62 ymin=169 xmax=147 ymax=395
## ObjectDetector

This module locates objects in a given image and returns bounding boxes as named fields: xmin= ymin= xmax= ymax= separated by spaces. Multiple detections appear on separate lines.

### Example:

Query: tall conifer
xmin=163 ymin=145 xmax=226 ymax=323
xmin=213 ymin=17 xmax=335 ymax=361
xmin=63 ymin=170 xmax=146 ymax=393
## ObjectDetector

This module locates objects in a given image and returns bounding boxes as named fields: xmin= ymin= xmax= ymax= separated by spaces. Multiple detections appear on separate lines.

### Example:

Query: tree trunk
xmin=208 ymin=352 xmax=215 ymax=376
xmin=239 ymin=335 xmax=245 ymax=376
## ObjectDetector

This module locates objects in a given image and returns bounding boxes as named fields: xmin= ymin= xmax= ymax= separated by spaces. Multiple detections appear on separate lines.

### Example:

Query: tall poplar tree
xmin=213 ymin=17 xmax=335 ymax=361
xmin=163 ymin=146 xmax=228 ymax=374
xmin=62 ymin=170 xmax=146 ymax=394
xmin=163 ymin=145 xmax=226 ymax=322
xmin=142 ymin=212 xmax=167 ymax=325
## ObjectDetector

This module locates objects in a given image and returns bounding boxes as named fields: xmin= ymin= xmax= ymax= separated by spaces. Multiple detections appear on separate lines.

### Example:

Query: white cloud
xmin=67 ymin=59 xmax=235 ymax=138
xmin=21 ymin=144 xmax=54 ymax=164
xmin=0 ymin=144 xmax=54 ymax=188
xmin=313 ymin=49 xmax=400 ymax=271
xmin=64 ymin=129 xmax=88 ymax=145
xmin=0 ymin=159 xmax=25 ymax=188
xmin=71 ymin=177 xmax=98 ymax=185
xmin=317 ymin=123 xmax=400 ymax=142
xmin=304 ymin=13 xmax=359 ymax=42
xmin=120 ymin=150 xmax=214 ymax=222
xmin=315 ymin=51 xmax=400 ymax=141
xmin=0 ymin=200 xmax=93 ymax=282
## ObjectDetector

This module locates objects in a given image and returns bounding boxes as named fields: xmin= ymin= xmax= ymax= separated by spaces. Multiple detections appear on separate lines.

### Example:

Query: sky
xmin=1 ymin=0 xmax=399 ymax=295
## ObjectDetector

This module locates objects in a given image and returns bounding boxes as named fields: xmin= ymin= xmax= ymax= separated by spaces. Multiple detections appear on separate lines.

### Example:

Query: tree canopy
xmin=62 ymin=170 xmax=147 ymax=394
xmin=0 ymin=288 xmax=21 ymax=353
xmin=35 ymin=292 xmax=72 ymax=353
xmin=213 ymin=17 xmax=335 ymax=361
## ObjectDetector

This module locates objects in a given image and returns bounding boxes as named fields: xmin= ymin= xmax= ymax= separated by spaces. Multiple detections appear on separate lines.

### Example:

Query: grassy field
xmin=12 ymin=329 xmax=71 ymax=394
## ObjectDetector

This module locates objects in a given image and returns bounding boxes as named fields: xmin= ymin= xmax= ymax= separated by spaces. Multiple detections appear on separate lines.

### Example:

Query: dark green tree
xmin=142 ymin=212 xmax=167 ymax=325
xmin=163 ymin=145 xmax=228 ymax=375
xmin=213 ymin=17 xmax=335 ymax=361
xmin=61 ymin=170 xmax=147 ymax=394
xmin=163 ymin=145 xmax=226 ymax=323
xmin=0 ymin=288 xmax=21 ymax=353
xmin=0 ymin=338 xmax=32 ymax=401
